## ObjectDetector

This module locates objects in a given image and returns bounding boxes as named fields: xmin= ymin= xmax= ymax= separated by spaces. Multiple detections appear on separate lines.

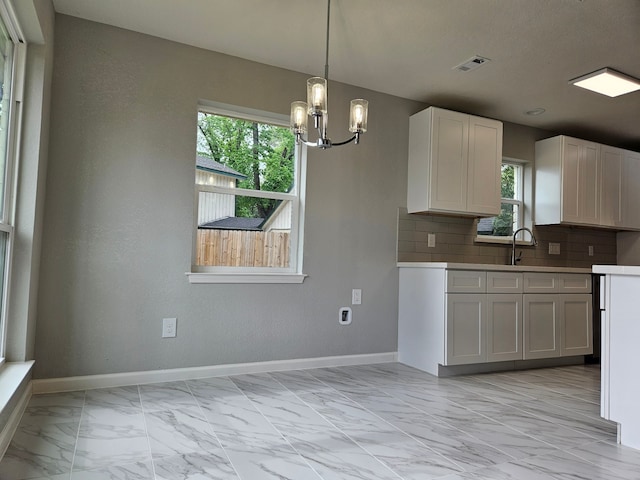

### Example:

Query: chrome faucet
xmin=511 ymin=227 xmax=537 ymax=265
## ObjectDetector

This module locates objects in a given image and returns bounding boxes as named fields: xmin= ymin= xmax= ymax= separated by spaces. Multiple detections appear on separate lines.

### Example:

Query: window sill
xmin=186 ymin=272 xmax=307 ymax=284
xmin=0 ymin=361 xmax=34 ymax=414
xmin=474 ymin=235 xmax=535 ymax=246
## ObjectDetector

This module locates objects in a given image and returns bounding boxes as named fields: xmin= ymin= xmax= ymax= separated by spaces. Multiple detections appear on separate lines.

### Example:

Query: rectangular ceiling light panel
xmin=570 ymin=68 xmax=640 ymax=97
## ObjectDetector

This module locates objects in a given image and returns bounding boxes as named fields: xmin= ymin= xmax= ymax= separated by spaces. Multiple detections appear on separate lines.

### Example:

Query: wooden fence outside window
xmin=196 ymin=229 xmax=290 ymax=268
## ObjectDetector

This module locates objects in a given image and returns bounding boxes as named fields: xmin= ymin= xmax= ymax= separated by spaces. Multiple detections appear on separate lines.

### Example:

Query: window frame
xmin=187 ymin=102 xmax=307 ymax=284
xmin=0 ymin=0 xmax=25 ymax=363
xmin=475 ymin=158 xmax=530 ymax=245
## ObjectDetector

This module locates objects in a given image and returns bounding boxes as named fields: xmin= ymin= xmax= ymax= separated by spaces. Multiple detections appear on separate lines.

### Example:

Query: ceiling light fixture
xmin=290 ymin=0 xmax=368 ymax=149
xmin=569 ymin=68 xmax=640 ymax=97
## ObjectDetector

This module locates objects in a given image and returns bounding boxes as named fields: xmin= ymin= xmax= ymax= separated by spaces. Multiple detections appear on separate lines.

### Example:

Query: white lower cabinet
xmin=523 ymin=294 xmax=561 ymax=359
xmin=560 ymin=293 xmax=593 ymax=356
xmin=522 ymin=274 xmax=593 ymax=359
xmin=487 ymin=294 xmax=523 ymax=362
xmin=446 ymin=294 xmax=485 ymax=365
xmin=445 ymin=292 xmax=523 ymax=365
xmin=398 ymin=266 xmax=592 ymax=376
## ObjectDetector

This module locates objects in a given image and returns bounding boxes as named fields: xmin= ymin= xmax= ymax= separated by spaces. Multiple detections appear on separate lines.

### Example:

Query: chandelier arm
xmin=295 ymin=133 xmax=319 ymax=148
xmin=331 ymin=135 xmax=358 ymax=147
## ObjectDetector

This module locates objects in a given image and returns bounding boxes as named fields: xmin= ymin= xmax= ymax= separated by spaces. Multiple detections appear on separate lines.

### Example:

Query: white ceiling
xmin=51 ymin=0 xmax=640 ymax=149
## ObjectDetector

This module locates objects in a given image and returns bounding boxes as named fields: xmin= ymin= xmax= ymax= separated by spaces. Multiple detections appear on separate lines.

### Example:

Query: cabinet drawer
xmin=487 ymin=272 xmax=523 ymax=293
xmin=558 ymin=274 xmax=592 ymax=293
xmin=524 ymin=273 xmax=558 ymax=293
xmin=446 ymin=270 xmax=486 ymax=293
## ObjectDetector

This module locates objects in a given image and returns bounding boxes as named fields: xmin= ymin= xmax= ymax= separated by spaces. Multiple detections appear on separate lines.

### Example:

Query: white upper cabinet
xmin=535 ymin=135 xmax=600 ymax=227
xmin=536 ymin=135 xmax=640 ymax=231
xmin=408 ymin=107 xmax=502 ymax=216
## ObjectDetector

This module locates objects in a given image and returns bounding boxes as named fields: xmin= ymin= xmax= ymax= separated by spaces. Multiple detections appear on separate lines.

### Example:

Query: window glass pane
xmin=478 ymin=161 xmax=524 ymax=238
xmin=0 ymin=230 xmax=7 ymax=359
xmin=477 ymin=203 xmax=518 ymax=237
xmin=0 ymin=19 xmax=13 ymax=218
xmin=501 ymin=164 xmax=517 ymax=200
xmin=196 ymin=112 xmax=295 ymax=193
xmin=196 ymin=195 xmax=292 ymax=268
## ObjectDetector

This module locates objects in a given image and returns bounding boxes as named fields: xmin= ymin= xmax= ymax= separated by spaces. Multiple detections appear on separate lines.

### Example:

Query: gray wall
xmin=617 ymin=232 xmax=640 ymax=265
xmin=34 ymin=15 xmax=421 ymax=379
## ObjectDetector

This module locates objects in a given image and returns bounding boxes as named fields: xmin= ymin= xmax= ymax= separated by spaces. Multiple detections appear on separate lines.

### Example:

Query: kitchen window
xmin=187 ymin=102 xmax=306 ymax=284
xmin=476 ymin=159 xmax=525 ymax=242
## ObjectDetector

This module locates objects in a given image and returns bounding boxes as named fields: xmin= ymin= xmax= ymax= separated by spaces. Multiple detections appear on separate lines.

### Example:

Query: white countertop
xmin=397 ymin=262 xmax=592 ymax=274
xmin=592 ymin=265 xmax=640 ymax=276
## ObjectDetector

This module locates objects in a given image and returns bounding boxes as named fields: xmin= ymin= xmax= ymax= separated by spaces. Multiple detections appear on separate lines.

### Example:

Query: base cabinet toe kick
xmin=398 ymin=264 xmax=592 ymax=377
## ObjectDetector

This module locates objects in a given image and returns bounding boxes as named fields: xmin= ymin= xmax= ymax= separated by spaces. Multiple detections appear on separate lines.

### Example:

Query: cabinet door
xmin=430 ymin=108 xmax=469 ymax=212
xmin=561 ymin=138 xmax=581 ymax=223
xmin=523 ymin=272 xmax=558 ymax=293
xmin=561 ymin=138 xmax=600 ymax=225
xmin=446 ymin=270 xmax=486 ymax=293
xmin=560 ymin=294 xmax=593 ymax=356
xmin=622 ymin=150 xmax=640 ymax=230
xmin=445 ymin=294 xmax=486 ymax=365
xmin=580 ymin=141 xmax=600 ymax=225
xmin=600 ymin=146 xmax=624 ymax=227
xmin=523 ymin=294 xmax=561 ymax=359
xmin=558 ymin=274 xmax=591 ymax=293
xmin=487 ymin=272 xmax=523 ymax=293
xmin=487 ymin=294 xmax=522 ymax=362
xmin=467 ymin=116 xmax=502 ymax=216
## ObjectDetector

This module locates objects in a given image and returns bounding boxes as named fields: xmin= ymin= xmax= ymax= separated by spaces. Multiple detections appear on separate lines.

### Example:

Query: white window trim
xmin=186 ymin=273 xmax=307 ymax=284
xmin=188 ymin=102 xmax=307 ymax=284
xmin=0 ymin=1 xmax=25 ymax=364
xmin=475 ymin=157 xmax=532 ymax=245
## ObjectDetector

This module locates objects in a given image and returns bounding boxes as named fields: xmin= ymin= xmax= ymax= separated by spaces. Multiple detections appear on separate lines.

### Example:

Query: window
xmin=0 ymin=4 xmax=24 ymax=362
xmin=188 ymin=103 xmax=306 ymax=283
xmin=476 ymin=160 xmax=524 ymax=240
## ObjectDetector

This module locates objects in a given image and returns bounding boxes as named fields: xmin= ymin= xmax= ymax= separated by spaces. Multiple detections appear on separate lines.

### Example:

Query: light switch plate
xmin=162 ymin=318 xmax=177 ymax=338
xmin=352 ymin=289 xmax=362 ymax=305
xmin=427 ymin=233 xmax=436 ymax=248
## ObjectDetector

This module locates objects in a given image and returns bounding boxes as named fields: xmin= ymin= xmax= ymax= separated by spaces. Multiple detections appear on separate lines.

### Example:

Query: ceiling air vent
xmin=453 ymin=55 xmax=491 ymax=72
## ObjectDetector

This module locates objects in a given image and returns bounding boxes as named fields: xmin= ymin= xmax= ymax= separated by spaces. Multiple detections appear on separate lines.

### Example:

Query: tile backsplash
xmin=397 ymin=208 xmax=617 ymax=268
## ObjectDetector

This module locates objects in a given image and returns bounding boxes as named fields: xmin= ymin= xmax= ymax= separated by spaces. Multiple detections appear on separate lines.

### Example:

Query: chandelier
xmin=290 ymin=0 xmax=368 ymax=149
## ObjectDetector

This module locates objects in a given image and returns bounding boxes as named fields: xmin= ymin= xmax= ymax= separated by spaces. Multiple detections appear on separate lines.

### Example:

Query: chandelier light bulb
xmin=349 ymin=99 xmax=368 ymax=133
xmin=306 ymin=77 xmax=327 ymax=115
xmin=290 ymin=101 xmax=308 ymax=134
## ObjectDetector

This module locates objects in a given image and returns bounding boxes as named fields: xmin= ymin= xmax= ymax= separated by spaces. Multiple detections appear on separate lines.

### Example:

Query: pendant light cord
xmin=324 ymin=0 xmax=331 ymax=80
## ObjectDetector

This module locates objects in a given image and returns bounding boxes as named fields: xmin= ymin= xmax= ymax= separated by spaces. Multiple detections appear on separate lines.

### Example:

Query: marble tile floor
xmin=1 ymin=363 xmax=639 ymax=480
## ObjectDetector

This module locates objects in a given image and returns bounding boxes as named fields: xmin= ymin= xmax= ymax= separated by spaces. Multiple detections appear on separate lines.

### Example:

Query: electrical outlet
xmin=338 ymin=307 xmax=352 ymax=325
xmin=427 ymin=233 xmax=436 ymax=248
xmin=162 ymin=318 xmax=177 ymax=338
xmin=548 ymin=243 xmax=561 ymax=255
xmin=588 ymin=245 xmax=594 ymax=257
xmin=352 ymin=289 xmax=362 ymax=305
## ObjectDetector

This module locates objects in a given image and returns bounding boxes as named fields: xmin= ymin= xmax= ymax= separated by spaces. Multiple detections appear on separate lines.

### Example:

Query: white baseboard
xmin=0 ymin=381 xmax=31 ymax=459
xmin=32 ymin=352 xmax=398 ymax=394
